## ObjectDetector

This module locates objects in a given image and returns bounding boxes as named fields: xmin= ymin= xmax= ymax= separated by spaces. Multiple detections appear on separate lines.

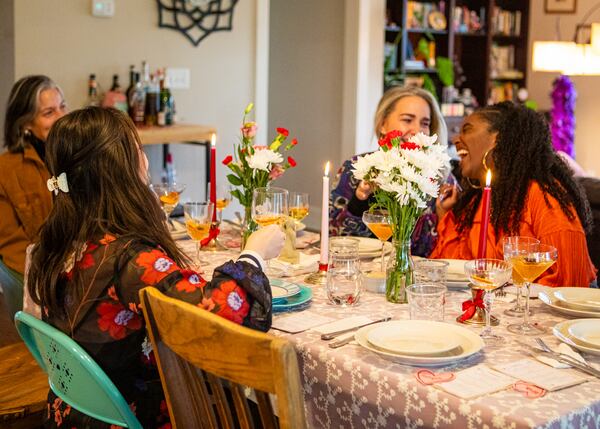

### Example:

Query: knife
xmin=320 ymin=316 xmax=392 ymax=341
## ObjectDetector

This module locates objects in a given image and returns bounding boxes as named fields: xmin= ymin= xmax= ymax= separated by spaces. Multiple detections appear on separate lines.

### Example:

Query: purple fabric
xmin=550 ymin=75 xmax=576 ymax=158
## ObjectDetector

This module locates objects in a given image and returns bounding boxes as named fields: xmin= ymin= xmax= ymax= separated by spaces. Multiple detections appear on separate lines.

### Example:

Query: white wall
xmin=528 ymin=0 xmax=600 ymax=176
xmin=13 ymin=0 xmax=261 ymax=212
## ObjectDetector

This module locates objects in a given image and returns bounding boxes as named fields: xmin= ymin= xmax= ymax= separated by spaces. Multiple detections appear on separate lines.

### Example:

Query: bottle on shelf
xmin=129 ymin=72 xmax=146 ymax=126
xmin=86 ymin=74 xmax=101 ymax=107
xmin=158 ymin=69 xmax=174 ymax=126
xmin=144 ymin=72 xmax=160 ymax=127
xmin=125 ymin=65 xmax=136 ymax=105
xmin=162 ymin=152 xmax=177 ymax=186
xmin=102 ymin=74 xmax=128 ymax=112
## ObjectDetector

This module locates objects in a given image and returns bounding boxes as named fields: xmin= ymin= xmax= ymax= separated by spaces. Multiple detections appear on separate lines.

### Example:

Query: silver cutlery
xmin=534 ymin=338 xmax=600 ymax=378
xmin=328 ymin=332 xmax=356 ymax=348
xmin=320 ymin=316 xmax=392 ymax=341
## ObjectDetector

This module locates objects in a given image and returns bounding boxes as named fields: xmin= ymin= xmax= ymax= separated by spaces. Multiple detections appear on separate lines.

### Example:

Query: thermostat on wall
xmin=92 ymin=0 xmax=115 ymax=18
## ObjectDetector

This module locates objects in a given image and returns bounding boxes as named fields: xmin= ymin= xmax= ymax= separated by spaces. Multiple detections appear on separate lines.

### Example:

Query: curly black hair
xmin=453 ymin=101 xmax=592 ymax=236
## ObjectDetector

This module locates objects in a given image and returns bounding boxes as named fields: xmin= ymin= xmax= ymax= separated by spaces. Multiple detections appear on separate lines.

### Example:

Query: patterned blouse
xmin=42 ymin=234 xmax=271 ymax=429
xmin=329 ymin=156 xmax=456 ymax=257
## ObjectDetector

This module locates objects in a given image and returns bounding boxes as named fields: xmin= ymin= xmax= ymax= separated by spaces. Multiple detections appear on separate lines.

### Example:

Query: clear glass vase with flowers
xmin=352 ymin=130 xmax=450 ymax=303
xmin=222 ymin=103 xmax=298 ymax=248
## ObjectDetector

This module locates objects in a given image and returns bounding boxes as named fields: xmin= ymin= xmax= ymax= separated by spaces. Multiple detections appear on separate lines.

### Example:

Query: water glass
xmin=413 ymin=260 xmax=449 ymax=284
xmin=407 ymin=283 xmax=447 ymax=321
xmin=327 ymin=238 xmax=362 ymax=306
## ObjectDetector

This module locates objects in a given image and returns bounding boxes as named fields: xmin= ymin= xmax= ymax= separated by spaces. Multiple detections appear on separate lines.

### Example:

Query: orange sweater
xmin=430 ymin=182 xmax=597 ymax=287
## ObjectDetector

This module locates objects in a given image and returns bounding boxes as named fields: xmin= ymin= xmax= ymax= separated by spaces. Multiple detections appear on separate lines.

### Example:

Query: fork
xmin=534 ymin=338 xmax=600 ymax=378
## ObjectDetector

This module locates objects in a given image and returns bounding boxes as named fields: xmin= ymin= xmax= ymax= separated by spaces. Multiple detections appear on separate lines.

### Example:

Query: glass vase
xmin=385 ymin=239 xmax=414 ymax=303
xmin=240 ymin=204 xmax=258 ymax=250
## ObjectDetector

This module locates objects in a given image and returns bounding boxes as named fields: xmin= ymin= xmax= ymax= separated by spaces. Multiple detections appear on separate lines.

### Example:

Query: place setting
xmin=539 ymin=287 xmax=600 ymax=319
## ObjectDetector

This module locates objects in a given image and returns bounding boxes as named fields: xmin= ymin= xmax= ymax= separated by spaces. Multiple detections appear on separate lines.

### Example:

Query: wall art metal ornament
xmin=157 ymin=0 xmax=239 ymax=47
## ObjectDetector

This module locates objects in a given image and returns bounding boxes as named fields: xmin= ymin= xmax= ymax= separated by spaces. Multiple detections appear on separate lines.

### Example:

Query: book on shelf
xmin=489 ymin=82 xmax=520 ymax=104
xmin=453 ymin=6 xmax=485 ymax=34
xmin=492 ymin=7 xmax=522 ymax=37
xmin=490 ymin=44 xmax=522 ymax=78
xmin=407 ymin=1 xmax=444 ymax=30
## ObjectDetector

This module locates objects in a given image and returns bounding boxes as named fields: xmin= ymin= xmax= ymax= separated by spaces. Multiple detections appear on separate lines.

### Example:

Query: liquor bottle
xmin=163 ymin=152 xmax=177 ymax=186
xmin=102 ymin=74 xmax=128 ymax=112
xmin=86 ymin=74 xmax=101 ymax=107
xmin=158 ymin=71 xmax=174 ymax=126
xmin=144 ymin=73 xmax=160 ymax=126
xmin=125 ymin=65 xmax=136 ymax=103
xmin=129 ymin=72 xmax=146 ymax=126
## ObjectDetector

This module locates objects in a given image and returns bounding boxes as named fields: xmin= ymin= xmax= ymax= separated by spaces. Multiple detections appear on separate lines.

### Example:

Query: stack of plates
xmin=355 ymin=237 xmax=392 ymax=259
xmin=539 ymin=287 xmax=600 ymax=318
xmin=553 ymin=319 xmax=600 ymax=356
xmin=271 ymin=279 xmax=312 ymax=312
xmin=354 ymin=320 xmax=484 ymax=366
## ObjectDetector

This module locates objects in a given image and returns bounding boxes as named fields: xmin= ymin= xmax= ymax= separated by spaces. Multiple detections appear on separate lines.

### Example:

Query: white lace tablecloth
xmin=181 ymin=239 xmax=600 ymax=429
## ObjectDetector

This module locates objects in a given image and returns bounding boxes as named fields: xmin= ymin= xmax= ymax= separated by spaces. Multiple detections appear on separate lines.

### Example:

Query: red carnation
xmin=288 ymin=156 xmax=297 ymax=167
xmin=387 ymin=129 xmax=403 ymax=140
xmin=276 ymin=127 xmax=289 ymax=137
xmin=290 ymin=138 xmax=298 ymax=146
xmin=222 ymin=155 xmax=233 ymax=165
xmin=400 ymin=141 xmax=419 ymax=150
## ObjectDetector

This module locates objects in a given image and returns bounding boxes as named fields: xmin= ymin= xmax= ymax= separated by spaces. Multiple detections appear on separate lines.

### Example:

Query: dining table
xmin=179 ymin=227 xmax=600 ymax=429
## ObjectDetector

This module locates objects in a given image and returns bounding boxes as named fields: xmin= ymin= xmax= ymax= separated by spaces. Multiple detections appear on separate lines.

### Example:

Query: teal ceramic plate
xmin=273 ymin=284 xmax=312 ymax=312
xmin=270 ymin=279 xmax=302 ymax=302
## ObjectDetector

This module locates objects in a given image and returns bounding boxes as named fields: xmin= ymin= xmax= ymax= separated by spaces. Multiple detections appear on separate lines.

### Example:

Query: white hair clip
xmin=47 ymin=172 xmax=69 ymax=195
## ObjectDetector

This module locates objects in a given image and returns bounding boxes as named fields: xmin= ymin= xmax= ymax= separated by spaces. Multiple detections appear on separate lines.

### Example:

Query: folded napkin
xmin=270 ymin=253 xmax=320 ymax=277
xmin=535 ymin=343 xmax=587 ymax=369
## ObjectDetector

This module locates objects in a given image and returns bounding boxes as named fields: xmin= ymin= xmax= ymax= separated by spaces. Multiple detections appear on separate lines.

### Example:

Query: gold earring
xmin=482 ymin=149 xmax=492 ymax=171
xmin=466 ymin=178 xmax=482 ymax=189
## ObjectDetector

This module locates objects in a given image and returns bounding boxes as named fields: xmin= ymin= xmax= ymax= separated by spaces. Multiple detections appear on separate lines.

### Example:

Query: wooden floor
xmin=0 ymin=293 xmax=21 ymax=347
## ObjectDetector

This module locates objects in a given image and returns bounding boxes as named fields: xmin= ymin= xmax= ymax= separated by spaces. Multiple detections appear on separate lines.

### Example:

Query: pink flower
xmin=241 ymin=122 xmax=258 ymax=138
xmin=269 ymin=164 xmax=284 ymax=180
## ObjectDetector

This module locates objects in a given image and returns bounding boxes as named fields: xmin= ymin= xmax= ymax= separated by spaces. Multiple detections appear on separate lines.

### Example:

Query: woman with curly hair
xmin=27 ymin=107 xmax=284 ymax=428
xmin=431 ymin=101 xmax=596 ymax=287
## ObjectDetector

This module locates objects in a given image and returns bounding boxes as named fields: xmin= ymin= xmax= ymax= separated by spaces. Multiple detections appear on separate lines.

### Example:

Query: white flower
xmin=246 ymin=148 xmax=283 ymax=171
xmin=408 ymin=132 xmax=438 ymax=147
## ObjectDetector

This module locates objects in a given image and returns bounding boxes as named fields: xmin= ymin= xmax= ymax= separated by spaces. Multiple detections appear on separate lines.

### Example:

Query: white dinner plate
xmin=553 ymin=288 xmax=600 ymax=312
xmin=567 ymin=319 xmax=600 ymax=349
xmin=355 ymin=320 xmax=484 ymax=367
xmin=270 ymin=279 xmax=301 ymax=300
xmin=539 ymin=288 xmax=600 ymax=318
xmin=553 ymin=319 xmax=600 ymax=356
xmin=170 ymin=220 xmax=188 ymax=240
xmin=367 ymin=321 xmax=461 ymax=356
xmin=354 ymin=237 xmax=393 ymax=258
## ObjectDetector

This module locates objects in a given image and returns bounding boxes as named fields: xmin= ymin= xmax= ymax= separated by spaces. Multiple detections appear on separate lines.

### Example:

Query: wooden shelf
xmin=137 ymin=124 xmax=216 ymax=145
xmin=407 ymin=28 xmax=448 ymax=35
xmin=455 ymin=32 xmax=487 ymax=37
xmin=405 ymin=67 xmax=438 ymax=74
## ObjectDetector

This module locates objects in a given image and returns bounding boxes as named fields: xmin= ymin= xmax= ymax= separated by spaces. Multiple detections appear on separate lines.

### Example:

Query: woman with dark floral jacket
xmin=27 ymin=107 xmax=284 ymax=428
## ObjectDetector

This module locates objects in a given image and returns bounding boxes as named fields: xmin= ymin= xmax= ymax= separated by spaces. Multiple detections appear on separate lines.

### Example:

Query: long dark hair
xmin=4 ymin=75 xmax=63 ymax=151
xmin=28 ymin=107 xmax=189 ymax=313
xmin=453 ymin=101 xmax=592 ymax=236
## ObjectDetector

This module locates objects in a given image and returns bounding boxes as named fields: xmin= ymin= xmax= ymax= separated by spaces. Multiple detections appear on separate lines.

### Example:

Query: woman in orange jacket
xmin=431 ymin=102 xmax=597 ymax=287
xmin=0 ymin=75 xmax=66 ymax=316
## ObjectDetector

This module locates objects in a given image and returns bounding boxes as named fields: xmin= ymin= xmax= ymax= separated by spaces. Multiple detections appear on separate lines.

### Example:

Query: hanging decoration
xmin=550 ymin=75 xmax=577 ymax=158
xmin=157 ymin=0 xmax=239 ymax=47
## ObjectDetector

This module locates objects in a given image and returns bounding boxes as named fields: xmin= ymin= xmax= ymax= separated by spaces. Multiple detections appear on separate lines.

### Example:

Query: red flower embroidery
xmin=276 ymin=127 xmax=289 ymax=137
xmin=97 ymin=301 xmax=142 ymax=340
xmin=100 ymin=233 xmax=117 ymax=245
xmin=210 ymin=280 xmax=249 ymax=324
xmin=108 ymin=286 xmax=119 ymax=301
xmin=287 ymin=156 xmax=297 ymax=168
xmin=175 ymin=270 xmax=207 ymax=293
xmin=222 ymin=155 xmax=233 ymax=165
xmin=136 ymin=250 xmax=178 ymax=285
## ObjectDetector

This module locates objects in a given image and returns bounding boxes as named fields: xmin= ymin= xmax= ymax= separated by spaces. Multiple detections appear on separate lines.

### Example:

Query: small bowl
xmin=363 ymin=271 xmax=386 ymax=293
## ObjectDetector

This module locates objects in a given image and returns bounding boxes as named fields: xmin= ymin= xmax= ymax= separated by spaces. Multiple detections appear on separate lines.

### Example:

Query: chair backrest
xmin=14 ymin=311 xmax=142 ymax=429
xmin=139 ymin=287 xmax=306 ymax=429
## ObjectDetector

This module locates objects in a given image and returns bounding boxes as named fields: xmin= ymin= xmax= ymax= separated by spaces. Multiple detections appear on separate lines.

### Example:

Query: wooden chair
xmin=139 ymin=287 xmax=306 ymax=429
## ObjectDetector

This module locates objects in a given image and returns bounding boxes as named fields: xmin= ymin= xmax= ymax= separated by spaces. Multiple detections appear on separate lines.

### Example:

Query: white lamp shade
xmin=592 ymin=23 xmax=600 ymax=55
xmin=562 ymin=44 xmax=600 ymax=75
xmin=532 ymin=41 xmax=577 ymax=72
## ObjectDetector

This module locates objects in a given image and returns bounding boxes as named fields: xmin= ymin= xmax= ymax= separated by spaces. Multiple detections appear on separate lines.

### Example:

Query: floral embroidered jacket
xmin=43 ymin=234 xmax=271 ymax=429
xmin=329 ymin=156 xmax=456 ymax=257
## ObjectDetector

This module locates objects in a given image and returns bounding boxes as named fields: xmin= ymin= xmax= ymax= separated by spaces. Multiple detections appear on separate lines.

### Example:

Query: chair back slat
xmin=140 ymin=287 xmax=306 ymax=429
xmin=14 ymin=311 xmax=142 ymax=429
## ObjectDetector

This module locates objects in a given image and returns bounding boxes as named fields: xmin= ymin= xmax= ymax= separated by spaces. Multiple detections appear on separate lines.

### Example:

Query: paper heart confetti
xmin=513 ymin=381 xmax=546 ymax=398
xmin=415 ymin=369 xmax=456 ymax=385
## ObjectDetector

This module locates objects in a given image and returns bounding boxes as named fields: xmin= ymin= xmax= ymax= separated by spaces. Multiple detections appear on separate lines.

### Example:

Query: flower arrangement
xmin=352 ymin=130 xmax=450 ymax=302
xmin=223 ymin=103 xmax=298 ymax=244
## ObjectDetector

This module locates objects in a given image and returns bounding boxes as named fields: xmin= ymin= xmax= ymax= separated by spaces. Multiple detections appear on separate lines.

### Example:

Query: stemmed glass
xmin=464 ymin=259 xmax=512 ymax=345
xmin=252 ymin=187 xmax=288 ymax=276
xmin=289 ymin=192 xmax=310 ymax=232
xmin=505 ymin=240 xmax=558 ymax=335
xmin=216 ymin=184 xmax=232 ymax=225
xmin=502 ymin=236 xmax=540 ymax=317
xmin=150 ymin=183 xmax=186 ymax=222
xmin=362 ymin=210 xmax=393 ymax=273
xmin=184 ymin=202 xmax=214 ymax=269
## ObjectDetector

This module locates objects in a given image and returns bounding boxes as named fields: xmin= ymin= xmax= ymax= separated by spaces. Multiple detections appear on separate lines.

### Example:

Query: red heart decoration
xmin=513 ymin=381 xmax=546 ymax=398
xmin=415 ymin=369 xmax=456 ymax=385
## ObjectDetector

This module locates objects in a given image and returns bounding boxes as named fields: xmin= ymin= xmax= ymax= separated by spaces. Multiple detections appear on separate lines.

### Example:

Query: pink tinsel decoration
xmin=550 ymin=75 xmax=576 ymax=158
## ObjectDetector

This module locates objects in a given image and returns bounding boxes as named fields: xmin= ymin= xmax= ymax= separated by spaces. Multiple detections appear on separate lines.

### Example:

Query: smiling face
xmin=27 ymin=88 xmax=67 ymax=142
xmin=381 ymin=95 xmax=431 ymax=137
xmin=454 ymin=113 xmax=497 ymax=180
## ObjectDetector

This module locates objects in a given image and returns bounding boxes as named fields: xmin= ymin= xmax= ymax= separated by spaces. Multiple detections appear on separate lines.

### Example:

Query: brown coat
xmin=0 ymin=146 xmax=52 ymax=274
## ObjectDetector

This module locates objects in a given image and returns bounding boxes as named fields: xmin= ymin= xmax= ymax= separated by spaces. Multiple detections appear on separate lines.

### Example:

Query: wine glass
xmin=289 ymin=192 xmax=309 ymax=232
xmin=362 ymin=210 xmax=393 ymax=273
xmin=502 ymin=236 xmax=540 ymax=317
xmin=184 ymin=202 xmax=214 ymax=269
xmin=216 ymin=184 xmax=232 ymax=225
xmin=464 ymin=259 xmax=512 ymax=345
xmin=252 ymin=187 xmax=289 ymax=276
xmin=505 ymin=240 xmax=558 ymax=335
xmin=151 ymin=183 xmax=186 ymax=222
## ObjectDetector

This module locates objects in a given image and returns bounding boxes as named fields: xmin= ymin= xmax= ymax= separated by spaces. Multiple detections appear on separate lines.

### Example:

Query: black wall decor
xmin=157 ymin=0 xmax=239 ymax=47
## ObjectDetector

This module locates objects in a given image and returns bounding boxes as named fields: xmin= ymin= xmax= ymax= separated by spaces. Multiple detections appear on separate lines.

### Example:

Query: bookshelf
xmin=385 ymin=0 xmax=530 ymax=107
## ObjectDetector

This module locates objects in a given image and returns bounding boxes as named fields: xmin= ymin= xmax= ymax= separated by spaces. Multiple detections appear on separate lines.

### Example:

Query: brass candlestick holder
xmin=200 ymin=222 xmax=227 ymax=252
xmin=456 ymin=285 xmax=499 ymax=326
xmin=304 ymin=263 xmax=328 ymax=285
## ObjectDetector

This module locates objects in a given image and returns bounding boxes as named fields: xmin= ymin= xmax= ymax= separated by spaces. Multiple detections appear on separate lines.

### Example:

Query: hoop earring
xmin=24 ymin=129 xmax=32 ymax=137
xmin=466 ymin=178 xmax=482 ymax=189
xmin=482 ymin=149 xmax=492 ymax=171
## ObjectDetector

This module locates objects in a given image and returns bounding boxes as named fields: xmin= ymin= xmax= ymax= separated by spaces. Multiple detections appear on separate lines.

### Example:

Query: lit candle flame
xmin=211 ymin=133 xmax=216 ymax=147
xmin=324 ymin=161 xmax=330 ymax=176
xmin=485 ymin=169 xmax=492 ymax=187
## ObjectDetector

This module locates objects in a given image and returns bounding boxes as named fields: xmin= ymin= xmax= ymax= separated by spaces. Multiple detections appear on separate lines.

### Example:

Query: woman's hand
xmin=436 ymin=184 xmax=459 ymax=219
xmin=355 ymin=181 xmax=373 ymax=201
xmin=244 ymin=224 xmax=286 ymax=260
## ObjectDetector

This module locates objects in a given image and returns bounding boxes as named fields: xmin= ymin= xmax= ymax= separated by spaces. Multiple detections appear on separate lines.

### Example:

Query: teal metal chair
xmin=14 ymin=311 xmax=142 ymax=429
